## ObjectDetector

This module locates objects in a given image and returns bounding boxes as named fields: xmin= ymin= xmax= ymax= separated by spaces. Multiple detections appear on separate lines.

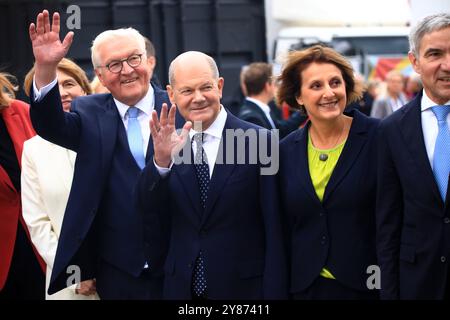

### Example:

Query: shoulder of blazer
xmin=239 ymin=100 xmax=265 ymax=118
xmin=153 ymin=85 xmax=170 ymax=108
xmin=225 ymin=110 xmax=266 ymax=131
xmin=347 ymin=109 xmax=380 ymax=135
xmin=380 ymin=92 xmax=422 ymax=129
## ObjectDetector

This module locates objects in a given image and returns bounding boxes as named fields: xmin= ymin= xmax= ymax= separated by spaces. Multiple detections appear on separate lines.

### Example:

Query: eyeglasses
xmin=100 ymin=53 xmax=144 ymax=74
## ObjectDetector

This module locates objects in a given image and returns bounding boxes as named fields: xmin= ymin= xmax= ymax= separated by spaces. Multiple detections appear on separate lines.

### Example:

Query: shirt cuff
xmin=153 ymin=158 xmax=173 ymax=177
xmin=33 ymin=76 xmax=57 ymax=102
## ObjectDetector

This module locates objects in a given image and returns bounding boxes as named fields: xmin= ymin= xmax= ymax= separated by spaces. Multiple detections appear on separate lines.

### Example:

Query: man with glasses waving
xmin=28 ymin=10 xmax=182 ymax=299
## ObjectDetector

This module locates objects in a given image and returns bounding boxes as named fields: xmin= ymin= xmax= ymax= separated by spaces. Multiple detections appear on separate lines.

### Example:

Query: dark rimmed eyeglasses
xmin=99 ymin=53 xmax=144 ymax=74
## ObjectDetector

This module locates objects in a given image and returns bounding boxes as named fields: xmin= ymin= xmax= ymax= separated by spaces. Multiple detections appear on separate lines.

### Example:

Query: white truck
xmin=272 ymin=26 xmax=411 ymax=80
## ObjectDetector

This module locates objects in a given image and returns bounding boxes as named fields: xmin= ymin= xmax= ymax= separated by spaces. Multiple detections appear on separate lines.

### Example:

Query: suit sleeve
xmin=29 ymin=83 xmax=81 ymax=151
xmin=375 ymin=122 xmax=403 ymax=299
xmin=259 ymin=131 xmax=289 ymax=299
xmin=21 ymin=140 xmax=59 ymax=269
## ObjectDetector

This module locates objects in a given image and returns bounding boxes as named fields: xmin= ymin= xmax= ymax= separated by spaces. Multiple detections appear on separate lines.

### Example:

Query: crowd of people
xmin=0 ymin=10 xmax=449 ymax=300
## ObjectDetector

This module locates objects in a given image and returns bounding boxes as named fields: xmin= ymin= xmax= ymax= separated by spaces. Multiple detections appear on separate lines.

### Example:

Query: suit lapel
xmin=203 ymin=119 xmax=238 ymax=224
xmin=174 ymin=145 xmax=203 ymax=225
xmin=294 ymin=125 xmax=322 ymax=204
xmin=98 ymin=96 xmax=119 ymax=173
xmin=398 ymin=97 xmax=442 ymax=205
xmin=323 ymin=111 xmax=367 ymax=202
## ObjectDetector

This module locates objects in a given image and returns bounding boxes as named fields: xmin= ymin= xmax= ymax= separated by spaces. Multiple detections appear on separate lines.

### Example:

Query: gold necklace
xmin=310 ymin=122 xmax=346 ymax=161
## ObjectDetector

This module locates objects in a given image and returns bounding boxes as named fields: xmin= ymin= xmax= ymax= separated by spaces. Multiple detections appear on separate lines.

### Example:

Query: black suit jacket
xmin=280 ymin=110 xmax=380 ymax=295
xmin=376 ymin=92 xmax=450 ymax=299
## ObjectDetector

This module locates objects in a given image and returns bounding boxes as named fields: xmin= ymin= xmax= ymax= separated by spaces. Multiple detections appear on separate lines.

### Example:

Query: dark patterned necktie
xmin=192 ymin=133 xmax=209 ymax=297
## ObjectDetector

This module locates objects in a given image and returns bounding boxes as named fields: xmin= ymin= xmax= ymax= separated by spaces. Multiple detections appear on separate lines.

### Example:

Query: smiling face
xmin=409 ymin=26 xmax=450 ymax=105
xmin=57 ymin=70 xmax=86 ymax=112
xmin=296 ymin=62 xmax=347 ymax=123
xmin=167 ymin=54 xmax=223 ymax=131
xmin=95 ymin=36 xmax=153 ymax=106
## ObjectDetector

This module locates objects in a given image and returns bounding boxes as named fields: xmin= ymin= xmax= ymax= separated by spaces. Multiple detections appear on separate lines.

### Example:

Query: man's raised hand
xmin=29 ymin=10 xmax=74 ymax=88
xmin=150 ymin=103 xmax=191 ymax=168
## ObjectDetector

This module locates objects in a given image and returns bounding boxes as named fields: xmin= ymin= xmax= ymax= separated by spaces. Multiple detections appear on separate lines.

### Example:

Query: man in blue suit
xmin=28 ymin=10 xmax=180 ymax=299
xmin=137 ymin=51 xmax=287 ymax=299
xmin=376 ymin=13 xmax=450 ymax=299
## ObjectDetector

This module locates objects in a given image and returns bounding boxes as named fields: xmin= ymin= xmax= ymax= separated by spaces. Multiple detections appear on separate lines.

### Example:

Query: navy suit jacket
xmin=376 ymin=92 xmax=450 ymax=299
xmin=239 ymin=99 xmax=274 ymax=130
xmin=239 ymin=99 xmax=306 ymax=138
xmin=137 ymin=112 xmax=288 ymax=299
xmin=279 ymin=110 xmax=380 ymax=295
xmin=29 ymin=84 xmax=182 ymax=294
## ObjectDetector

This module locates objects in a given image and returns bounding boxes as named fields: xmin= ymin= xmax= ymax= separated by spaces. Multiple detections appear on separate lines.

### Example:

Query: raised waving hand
xmin=150 ymin=103 xmax=192 ymax=168
xmin=29 ymin=10 xmax=74 ymax=89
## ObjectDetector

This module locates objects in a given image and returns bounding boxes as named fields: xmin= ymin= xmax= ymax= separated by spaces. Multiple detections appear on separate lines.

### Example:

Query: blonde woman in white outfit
xmin=21 ymin=58 xmax=99 ymax=300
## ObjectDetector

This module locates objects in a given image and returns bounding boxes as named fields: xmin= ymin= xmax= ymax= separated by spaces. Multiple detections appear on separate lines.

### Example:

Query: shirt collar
xmin=114 ymin=84 xmax=155 ymax=119
xmin=246 ymin=97 xmax=271 ymax=114
xmin=421 ymin=89 xmax=450 ymax=112
xmin=189 ymin=105 xmax=227 ymax=141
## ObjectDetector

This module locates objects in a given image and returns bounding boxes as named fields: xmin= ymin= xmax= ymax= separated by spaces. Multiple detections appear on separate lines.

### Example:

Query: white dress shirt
xmin=246 ymin=97 xmax=276 ymax=129
xmin=33 ymin=77 xmax=155 ymax=157
xmin=156 ymin=106 xmax=228 ymax=177
xmin=420 ymin=90 xmax=450 ymax=169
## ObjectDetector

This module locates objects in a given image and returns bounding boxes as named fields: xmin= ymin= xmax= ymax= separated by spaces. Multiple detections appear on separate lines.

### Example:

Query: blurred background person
xmin=277 ymin=45 xmax=379 ymax=300
xmin=21 ymin=58 xmax=99 ymax=300
xmin=239 ymin=62 xmax=306 ymax=138
xmin=0 ymin=72 xmax=45 ymax=300
xmin=370 ymin=70 xmax=407 ymax=119
xmin=90 ymin=75 xmax=110 ymax=94
xmin=405 ymin=72 xmax=423 ymax=101
xmin=346 ymin=76 xmax=380 ymax=116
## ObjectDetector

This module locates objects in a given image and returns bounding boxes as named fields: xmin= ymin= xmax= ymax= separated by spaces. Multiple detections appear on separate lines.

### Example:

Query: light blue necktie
xmin=431 ymin=105 xmax=450 ymax=201
xmin=127 ymin=107 xmax=145 ymax=169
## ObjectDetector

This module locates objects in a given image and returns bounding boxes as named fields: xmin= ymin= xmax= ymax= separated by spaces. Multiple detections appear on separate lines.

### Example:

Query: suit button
xmin=144 ymin=242 xmax=150 ymax=248
xmin=444 ymin=217 xmax=450 ymax=224
xmin=319 ymin=212 xmax=324 ymax=217
xmin=200 ymin=229 xmax=208 ymax=236
xmin=441 ymin=256 xmax=446 ymax=263
xmin=188 ymin=263 xmax=192 ymax=268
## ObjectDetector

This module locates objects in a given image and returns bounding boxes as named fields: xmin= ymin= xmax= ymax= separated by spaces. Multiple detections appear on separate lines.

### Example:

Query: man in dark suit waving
xmin=376 ymin=13 xmax=450 ymax=299
xmin=28 ymin=10 xmax=179 ymax=299
xmin=137 ymin=51 xmax=287 ymax=299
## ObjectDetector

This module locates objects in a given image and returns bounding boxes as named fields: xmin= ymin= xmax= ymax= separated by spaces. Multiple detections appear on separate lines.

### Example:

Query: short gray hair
xmin=91 ymin=27 xmax=146 ymax=68
xmin=409 ymin=13 xmax=450 ymax=58
xmin=168 ymin=51 xmax=219 ymax=85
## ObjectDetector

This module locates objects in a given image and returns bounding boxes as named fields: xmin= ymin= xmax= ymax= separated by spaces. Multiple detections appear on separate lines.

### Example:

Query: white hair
xmin=91 ymin=27 xmax=146 ymax=68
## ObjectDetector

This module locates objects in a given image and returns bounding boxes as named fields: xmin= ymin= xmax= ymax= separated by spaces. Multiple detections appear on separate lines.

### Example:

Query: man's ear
xmin=408 ymin=51 xmax=421 ymax=75
xmin=217 ymin=77 xmax=224 ymax=98
xmin=95 ymin=69 xmax=106 ymax=86
xmin=166 ymin=85 xmax=176 ymax=104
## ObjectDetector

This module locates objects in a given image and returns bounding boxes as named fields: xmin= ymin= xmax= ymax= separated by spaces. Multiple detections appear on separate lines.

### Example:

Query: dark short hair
xmin=242 ymin=62 xmax=272 ymax=96
xmin=144 ymin=36 xmax=156 ymax=57
xmin=276 ymin=45 xmax=363 ymax=113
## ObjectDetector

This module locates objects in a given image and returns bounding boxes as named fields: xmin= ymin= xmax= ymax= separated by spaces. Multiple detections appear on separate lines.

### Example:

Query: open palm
xmin=29 ymin=10 xmax=73 ymax=66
